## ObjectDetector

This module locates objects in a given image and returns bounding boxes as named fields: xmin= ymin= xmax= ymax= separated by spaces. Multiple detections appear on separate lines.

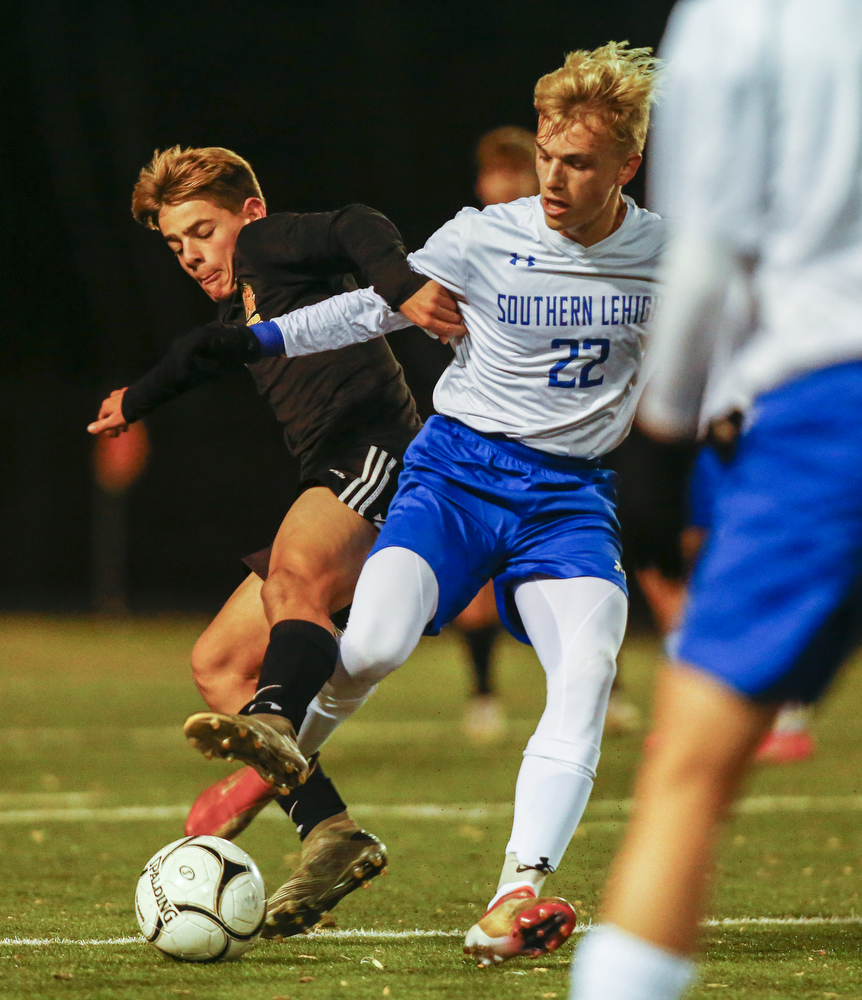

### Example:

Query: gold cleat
xmin=262 ymin=814 xmax=388 ymax=939
xmin=183 ymin=711 xmax=308 ymax=792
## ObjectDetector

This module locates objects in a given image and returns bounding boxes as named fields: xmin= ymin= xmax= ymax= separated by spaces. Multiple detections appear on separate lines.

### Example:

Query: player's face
xmin=475 ymin=167 xmax=540 ymax=207
xmin=535 ymin=116 xmax=641 ymax=245
xmin=158 ymin=197 xmax=265 ymax=302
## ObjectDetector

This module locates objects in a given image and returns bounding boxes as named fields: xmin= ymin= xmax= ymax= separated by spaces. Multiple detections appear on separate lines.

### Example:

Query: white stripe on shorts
xmin=338 ymin=446 xmax=393 ymax=513
xmin=358 ymin=456 xmax=398 ymax=516
xmin=338 ymin=446 xmax=379 ymax=505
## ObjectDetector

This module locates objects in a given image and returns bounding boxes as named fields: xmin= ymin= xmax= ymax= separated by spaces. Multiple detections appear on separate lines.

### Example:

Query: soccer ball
xmin=135 ymin=835 xmax=266 ymax=962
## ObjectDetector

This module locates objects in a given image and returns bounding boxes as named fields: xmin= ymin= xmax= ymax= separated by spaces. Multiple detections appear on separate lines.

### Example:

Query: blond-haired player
xmin=218 ymin=42 xmax=666 ymax=965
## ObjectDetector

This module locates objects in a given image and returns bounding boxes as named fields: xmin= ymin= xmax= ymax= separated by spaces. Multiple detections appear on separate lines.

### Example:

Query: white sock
xmin=505 ymin=753 xmax=595 ymax=870
xmin=570 ymin=925 xmax=696 ymax=1000
xmin=297 ymin=676 xmax=377 ymax=756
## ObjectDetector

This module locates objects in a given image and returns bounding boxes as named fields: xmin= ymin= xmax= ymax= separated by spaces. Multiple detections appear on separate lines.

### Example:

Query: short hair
xmin=534 ymin=41 xmax=659 ymax=154
xmin=132 ymin=145 xmax=265 ymax=230
xmin=476 ymin=126 xmax=536 ymax=172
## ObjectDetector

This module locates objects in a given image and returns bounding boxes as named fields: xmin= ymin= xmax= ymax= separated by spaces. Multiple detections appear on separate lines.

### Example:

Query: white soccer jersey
xmin=267 ymin=195 xmax=668 ymax=459
xmin=641 ymin=0 xmax=862 ymax=435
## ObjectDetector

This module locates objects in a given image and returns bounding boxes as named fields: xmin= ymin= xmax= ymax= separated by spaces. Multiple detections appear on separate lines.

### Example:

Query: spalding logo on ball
xmin=135 ymin=836 xmax=266 ymax=962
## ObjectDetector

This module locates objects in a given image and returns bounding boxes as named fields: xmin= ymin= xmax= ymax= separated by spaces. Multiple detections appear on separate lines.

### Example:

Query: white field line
xmin=3 ymin=794 xmax=862 ymax=826
xmin=4 ymin=916 xmax=862 ymax=948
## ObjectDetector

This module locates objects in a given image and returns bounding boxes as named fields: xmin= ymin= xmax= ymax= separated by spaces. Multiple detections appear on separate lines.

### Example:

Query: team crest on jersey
xmin=241 ymin=282 xmax=261 ymax=325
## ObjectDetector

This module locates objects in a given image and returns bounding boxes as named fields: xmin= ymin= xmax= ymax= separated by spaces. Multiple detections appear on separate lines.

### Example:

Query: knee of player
xmin=339 ymin=626 xmax=407 ymax=684
xmin=190 ymin=634 xmax=255 ymax=686
xmin=561 ymin=646 xmax=617 ymax=688
xmin=261 ymin=558 xmax=332 ymax=607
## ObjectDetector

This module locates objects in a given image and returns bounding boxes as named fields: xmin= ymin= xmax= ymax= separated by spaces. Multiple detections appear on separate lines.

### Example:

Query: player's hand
xmin=399 ymin=281 xmax=467 ymax=344
xmin=87 ymin=388 xmax=130 ymax=438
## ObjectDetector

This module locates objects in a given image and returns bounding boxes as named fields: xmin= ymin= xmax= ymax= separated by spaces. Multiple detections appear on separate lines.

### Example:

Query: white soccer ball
xmin=135 ymin=835 xmax=266 ymax=962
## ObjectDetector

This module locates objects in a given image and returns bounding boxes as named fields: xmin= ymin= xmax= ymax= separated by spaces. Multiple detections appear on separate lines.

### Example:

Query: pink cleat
xmin=185 ymin=766 xmax=279 ymax=839
xmin=755 ymin=730 xmax=815 ymax=764
xmin=463 ymin=886 xmax=577 ymax=967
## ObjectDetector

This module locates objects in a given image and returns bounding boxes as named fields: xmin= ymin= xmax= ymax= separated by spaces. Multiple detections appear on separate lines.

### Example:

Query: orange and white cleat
xmin=755 ymin=729 xmax=815 ymax=764
xmin=185 ymin=766 xmax=279 ymax=840
xmin=463 ymin=886 xmax=577 ymax=967
xmin=755 ymin=704 xmax=815 ymax=764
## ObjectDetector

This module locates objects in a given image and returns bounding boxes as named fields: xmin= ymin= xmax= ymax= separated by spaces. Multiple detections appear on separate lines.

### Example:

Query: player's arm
xmin=250 ymin=279 xmax=465 ymax=359
xmin=87 ymin=323 xmax=269 ymax=436
xmin=251 ymin=206 xmax=465 ymax=339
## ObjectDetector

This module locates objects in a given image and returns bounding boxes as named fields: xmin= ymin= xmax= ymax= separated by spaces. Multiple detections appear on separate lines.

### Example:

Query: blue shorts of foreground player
xmin=678 ymin=360 xmax=862 ymax=704
xmin=369 ymin=414 xmax=627 ymax=645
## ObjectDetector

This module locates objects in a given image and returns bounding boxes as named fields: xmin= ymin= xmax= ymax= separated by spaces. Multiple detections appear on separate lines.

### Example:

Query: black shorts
xmin=242 ymin=442 xmax=406 ymax=581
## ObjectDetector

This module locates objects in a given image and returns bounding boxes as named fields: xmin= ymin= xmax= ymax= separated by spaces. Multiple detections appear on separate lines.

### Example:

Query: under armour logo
xmin=614 ymin=560 xmax=626 ymax=577
xmin=516 ymin=857 xmax=555 ymax=874
xmin=509 ymin=252 xmax=536 ymax=267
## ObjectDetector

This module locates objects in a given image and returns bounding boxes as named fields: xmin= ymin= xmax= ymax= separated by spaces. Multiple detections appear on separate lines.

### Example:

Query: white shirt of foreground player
xmin=641 ymin=0 xmax=862 ymax=437
xmin=267 ymin=195 xmax=667 ymax=459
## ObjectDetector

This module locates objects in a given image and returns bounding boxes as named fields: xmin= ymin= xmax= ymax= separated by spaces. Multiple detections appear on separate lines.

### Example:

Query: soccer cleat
xmin=184 ymin=711 xmax=308 ymax=792
xmin=184 ymin=766 xmax=280 ymax=839
xmin=755 ymin=729 xmax=815 ymax=764
xmin=262 ymin=817 xmax=388 ymax=939
xmin=463 ymin=886 xmax=577 ymax=967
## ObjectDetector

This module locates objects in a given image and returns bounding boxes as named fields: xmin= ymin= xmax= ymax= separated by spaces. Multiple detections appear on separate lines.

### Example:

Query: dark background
xmin=1 ymin=0 xmax=676 ymax=612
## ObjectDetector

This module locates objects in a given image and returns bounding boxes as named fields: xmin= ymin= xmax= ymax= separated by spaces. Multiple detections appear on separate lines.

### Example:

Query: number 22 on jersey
xmin=548 ymin=338 xmax=610 ymax=388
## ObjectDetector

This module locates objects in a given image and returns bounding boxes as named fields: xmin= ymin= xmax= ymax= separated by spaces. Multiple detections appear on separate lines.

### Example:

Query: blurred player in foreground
xmin=219 ymin=42 xmax=665 ymax=965
xmin=635 ymin=440 xmax=816 ymax=762
xmin=571 ymin=2 xmax=862 ymax=997
xmin=88 ymin=146 xmax=463 ymax=936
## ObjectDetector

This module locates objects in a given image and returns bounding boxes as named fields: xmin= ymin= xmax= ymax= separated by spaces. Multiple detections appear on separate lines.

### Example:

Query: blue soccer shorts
xmin=368 ymin=415 xmax=627 ymax=645
xmin=677 ymin=360 xmax=862 ymax=703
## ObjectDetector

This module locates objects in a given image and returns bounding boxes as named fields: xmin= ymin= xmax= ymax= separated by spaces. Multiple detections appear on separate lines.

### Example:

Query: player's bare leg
xmin=261 ymin=486 xmax=377 ymax=628
xmin=191 ymin=571 xmax=269 ymax=712
xmin=601 ymin=666 xmax=776 ymax=951
xmin=570 ymin=665 xmax=777 ymax=998
xmin=186 ymin=487 xmax=376 ymax=778
xmin=186 ymin=486 xmax=391 ymax=930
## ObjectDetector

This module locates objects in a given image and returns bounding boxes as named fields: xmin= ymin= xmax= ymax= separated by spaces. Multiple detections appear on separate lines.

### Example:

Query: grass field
xmin=1 ymin=614 xmax=861 ymax=999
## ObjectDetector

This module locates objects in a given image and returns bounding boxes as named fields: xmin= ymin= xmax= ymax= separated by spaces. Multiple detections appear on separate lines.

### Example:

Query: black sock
xmin=464 ymin=624 xmax=501 ymax=696
xmin=277 ymin=760 xmax=347 ymax=840
xmin=241 ymin=619 xmax=338 ymax=731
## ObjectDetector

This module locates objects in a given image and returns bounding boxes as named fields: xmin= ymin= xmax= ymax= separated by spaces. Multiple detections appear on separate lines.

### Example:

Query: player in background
xmin=88 ymin=146 xmax=464 ymax=935
xmin=456 ymin=125 xmax=540 ymax=742
xmin=570 ymin=2 xmax=862 ymax=997
xmin=200 ymin=42 xmax=666 ymax=958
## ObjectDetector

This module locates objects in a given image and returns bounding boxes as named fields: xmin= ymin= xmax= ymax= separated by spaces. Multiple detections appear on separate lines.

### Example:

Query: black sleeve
xmin=121 ymin=323 xmax=262 ymax=423
xmin=241 ymin=205 xmax=429 ymax=309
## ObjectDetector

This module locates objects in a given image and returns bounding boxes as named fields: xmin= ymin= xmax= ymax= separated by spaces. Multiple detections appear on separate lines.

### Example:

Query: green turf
xmin=1 ymin=615 xmax=861 ymax=998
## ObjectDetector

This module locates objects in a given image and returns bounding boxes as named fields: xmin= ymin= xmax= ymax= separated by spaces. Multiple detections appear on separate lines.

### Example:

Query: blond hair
xmin=534 ymin=41 xmax=659 ymax=153
xmin=132 ymin=146 xmax=265 ymax=230
xmin=476 ymin=126 xmax=536 ymax=172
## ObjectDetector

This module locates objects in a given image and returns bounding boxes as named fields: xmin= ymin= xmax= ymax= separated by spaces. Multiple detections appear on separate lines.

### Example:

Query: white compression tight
xmin=297 ymin=548 xmax=628 ymax=878
xmin=504 ymin=575 xmax=627 ymax=872
xmin=297 ymin=546 xmax=438 ymax=755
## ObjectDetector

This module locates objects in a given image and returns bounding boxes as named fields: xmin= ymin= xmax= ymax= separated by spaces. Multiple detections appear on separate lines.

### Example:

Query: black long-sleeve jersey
xmin=123 ymin=204 xmax=425 ymax=478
